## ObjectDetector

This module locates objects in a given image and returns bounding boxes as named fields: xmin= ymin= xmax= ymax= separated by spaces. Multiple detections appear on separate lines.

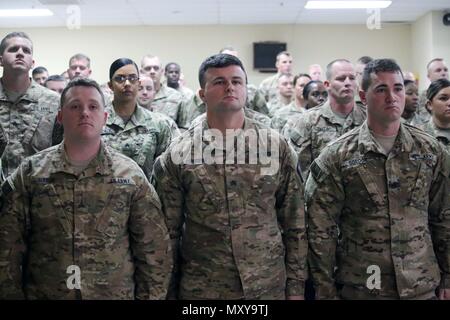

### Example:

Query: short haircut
xmin=303 ymin=80 xmax=324 ymax=101
xmin=427 ymin=78 xmax=450 ymax=101
xmin=60 ymin=78 xmax=105 ymax=109
xmin=165 ymin=62 xmax=180 ymax=73
xmin=32 ymin=66 xmax=48 ymax=76
xmin=293 ymin=73 xmax=311 ymax=86
xmin=426 ymin=58 xmax=444 ymax=71
xmin=276 ymin=51 xmax=291 ymax=62
xmin=44 ymin=74 xmax=66 ymax=86
xmin=403 ymin=79 xmax=415 ymax=87
xmin=357 ymin=56 xmax=373 ymax=65
xmin=0 ymin=31 xmax=33 ymax=55
xmin=325 ymin=59 xmax=351 ymax=80
xmin=361 ymin=58 xmax=403 ymax=92
xmin=140 ymin=54 xmax=160 ymax=67
xmin=109 ymin=58 xmax=139 ymax=80
xmin=69 ymin=53 xmax=91 ymax=68
xmin=198 ymin=53 xmax=247 ymax=89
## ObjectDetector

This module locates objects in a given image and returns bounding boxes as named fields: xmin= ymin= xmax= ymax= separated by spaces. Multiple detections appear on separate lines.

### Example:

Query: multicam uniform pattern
xmin=420 ymin=119 xmax=450 ymax=155
xmin=150 ymin=84 xmax=184 ymax=125
xmin=102 ymin=102 xmax=179 ymax=179
xmin=0 ymin=81 xmax=59 ymax=180
xmin=305 ymin=121 xmax=450 ymax=299
xmin=270 ymin=101 xmax=306 ymax=132
xmin=0 ymin=142 xmax=172 ymax=299
xmin=284 ymin=100 xmax=366 ymax=180
xmin=152 ymin=117 xmax=307 ymax=299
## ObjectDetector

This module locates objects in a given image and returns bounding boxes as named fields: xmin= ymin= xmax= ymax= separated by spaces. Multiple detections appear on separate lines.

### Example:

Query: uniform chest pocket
xmin=408 ymin=162 xmax=433 ymax=210
xmin=95 ymin=186 xmax=133 ymax=238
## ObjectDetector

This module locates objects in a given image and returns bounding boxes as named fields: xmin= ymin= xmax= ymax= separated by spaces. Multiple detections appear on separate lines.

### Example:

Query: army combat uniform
xmin=305 ymin=121 xmax=450 ymax=299
xmin=152 ymin=117 xmax=307 ymax=299
xmin=102 ymin=102 xmax=179 ymax=179
xmin=420 ymin=119 xmax=450 ymax=154
xmin=270 ymin=101 xmax=306 ymax=132
xmin=258 ymin=73 xmax=279 ymax=103
xmin=0 ymin=80 xmax=59 ymax=180
xmin=190 ymin=108 xmax=271 ymax=129
xmin=285 ymin=100 xmax=366 ymax=180
xmin=0 ymin=142 xmax=172 ymax=299
xmin=150 ymin=84 xmax=185 ymax=126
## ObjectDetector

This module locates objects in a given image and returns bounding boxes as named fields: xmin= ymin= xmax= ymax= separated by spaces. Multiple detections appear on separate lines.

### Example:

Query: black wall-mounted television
xmin=253 ymin=42 xmax=287 ymax=72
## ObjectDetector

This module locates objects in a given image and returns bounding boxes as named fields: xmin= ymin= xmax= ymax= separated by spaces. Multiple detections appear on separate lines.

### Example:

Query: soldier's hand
xmin=438 ymin=289 xmax=450 ymax=300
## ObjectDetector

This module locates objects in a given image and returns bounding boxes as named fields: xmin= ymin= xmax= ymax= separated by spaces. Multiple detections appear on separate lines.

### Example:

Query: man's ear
xmin=324 ymin=80 xmax=330 ymax=88
xmin=359 ymin=90 xmax=367 ymax=105
xmin=199 ymin=88 xmax=206 ymax=103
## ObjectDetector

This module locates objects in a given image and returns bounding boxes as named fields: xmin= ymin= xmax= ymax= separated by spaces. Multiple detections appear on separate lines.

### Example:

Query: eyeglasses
xmin=113 ymin=74 xmax=139 ymax=84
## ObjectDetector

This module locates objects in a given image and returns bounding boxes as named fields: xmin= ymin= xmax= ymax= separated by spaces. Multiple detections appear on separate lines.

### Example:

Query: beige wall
xmin=411 ymin=12 xmax=433 ymax=91
xmin=1 ymin=23 xmax=412 ymax=88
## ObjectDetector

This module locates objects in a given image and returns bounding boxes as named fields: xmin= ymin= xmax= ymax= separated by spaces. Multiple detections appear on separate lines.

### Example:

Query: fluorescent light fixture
xmin=305 ymin=1 xmax=392 ymax=9
xmin=0 ymin=9 xmax=53 ymax=17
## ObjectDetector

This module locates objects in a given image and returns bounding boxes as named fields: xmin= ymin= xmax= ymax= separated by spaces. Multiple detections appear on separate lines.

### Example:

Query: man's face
xmin=199 ymin=65 xmax=247 ymax=113
xmin=309 ymin=66 xmax=323 ymax=81
xmin=57 ymin=86 xmax=107 ymax=142
xmin=137 ymin=77 xmax=155 ymax=108
xmin=108 ymin=64 xmax=140 ymax=104
xmin=68 ymin=58 xmax=91 ymax=80
xmin=165 ymin=64 xmax=181 ymax=86
xmin=276 ymin=54 xmax=293 ymax=74
xmin=326 ymin=61 xmax=357 ymax=104
xmin=0 ymin=37 xmax=34 ymax=74
xmin=428 ymin=60 xmax=449 ymax=82
xmin=45 ymin=80 xmax=66 ymax=94
xmin=295 ymin=76 xmax=311 ymax=101
xmin=141 ymin=57 xmax=163 ymax=85
xmin=33 ymin=71 xmax=48 ymax=85
xmin=404 ymin=82 xmax=419 ymax=114
xmin=277 ymin=75 xmax=294 ymax=99
xmin=363 ymin=71 xmax=405 ymax=125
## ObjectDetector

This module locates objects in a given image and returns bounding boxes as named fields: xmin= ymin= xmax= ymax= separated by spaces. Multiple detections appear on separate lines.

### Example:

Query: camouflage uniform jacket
xmin=0 ymin=142 xmax=172 ymax=299
xmin=0 ymin=80 xmax=59 ymax=179
xmin=258 ymin=73 xmax=279 ymax=103
xmin=190 ymin=108 xmax=271 ymax=129
xmin=270 ymin=101 xmax=306 ymax=132
xmin=286 ymin=100 xmax=366 ymax=180
xmin=176 ymin=94 xmax=206 ymax=130
xmin=305 ymin=121 xmax=450 ymax=299
xmin=247 ymin=84 xmax=270 ymax=115
xmin=102 ymin=102 xmax=179 ymax=179
xmin=415 ymin=90 xmax=432 ymax=126
xmin=152 ymin=117 xmax=307 ymax=299
xmin=150 ymin=84 xmax=184 ymax=125
xmin=420 ymin=119 xmax=450 ymax=154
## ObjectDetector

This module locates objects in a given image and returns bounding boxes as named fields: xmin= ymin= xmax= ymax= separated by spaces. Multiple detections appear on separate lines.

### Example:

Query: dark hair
xmin=293 ymin=73 xmax=311 ymax=86
xmin=198 ymin=53 xmax=247 ymax=88
xmin=44 ymin=74 xmax=66 ymax=86
xmin=303 ymin=80 xmax=324 ymax=101
xmin=0 ymin=31 xmax=33 ymax=55
xmin=325 ymin=59 xmax=351 ymax=80
xmin=32 ymin=66 xmax=48 ymax=76
xmin=165 ymin=62 xmax=180 ymax=73
xmin=357 ymin=56 xmax=373 ymax=65
xmin=403 ymin=79 xmax=415 ymax=87
xmin=60 ymin=78 xmax=105 ymax=109
xmin=361 ymin=59 xmax=403 ymax=92
xmin=69 ymin=53 xmax=91 ymax=68
xmin=109 ymin=58 xmax=139 ymax=80
xmin=427 ymin=78 xmax=450 ymax=101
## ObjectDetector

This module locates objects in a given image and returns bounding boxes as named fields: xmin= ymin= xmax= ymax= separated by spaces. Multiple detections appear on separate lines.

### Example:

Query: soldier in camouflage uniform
xmin=267 ymin=73 xmax=294 ymax=116
xmin=152 ymin=53 xmax=307 ymax=300
xmin=417 ymin=58 xmax=449 ymax=126
xmin=0 ymin=78 xmax=172 ymax=299
xmin=401 ymin=80 xmax=421 ymax=126
xmin=284 ymin=59 xmax=366 ymax=180
xmin=164 ymin=62 xmax=195 ymax=101
xmin=102 ymin=58 xmax=179 ymax=179
xmin=305 ymin=59 xmax=450 ymax=300
xmin=0 ymin=32 xmax=59 ymax=181
xmin=258 ymin=51 xmax=293 ymax=103
xmin=137 ymin=76 xmax=156 ymax=110
xmin=419 ymin=78 xmax=450 ymax=155
xmin=140 ymin=54 xmax=185 ymax=125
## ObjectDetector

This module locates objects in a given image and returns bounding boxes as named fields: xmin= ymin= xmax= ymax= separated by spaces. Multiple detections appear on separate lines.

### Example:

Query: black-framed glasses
xmin=113 ymin=74 xmax=139 ymax=84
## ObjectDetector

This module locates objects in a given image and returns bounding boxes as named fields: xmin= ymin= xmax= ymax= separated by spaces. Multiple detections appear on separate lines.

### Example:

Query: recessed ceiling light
xmin=305 ymin=1 xmax=392 ymax=9
xmin=0 ymin=9 xmax=54 ymax=17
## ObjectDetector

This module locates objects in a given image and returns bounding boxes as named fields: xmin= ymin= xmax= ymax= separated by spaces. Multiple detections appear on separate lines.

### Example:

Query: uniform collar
xmin=106 ymin=101 xmax=146 ymax=128
xmin=0 ymin=78 xmax=41 ymax=103
xmin=48 ymin=141 xmax=113 ymax=177
xmin=320 ymin=100 xmax=366 ymax=126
